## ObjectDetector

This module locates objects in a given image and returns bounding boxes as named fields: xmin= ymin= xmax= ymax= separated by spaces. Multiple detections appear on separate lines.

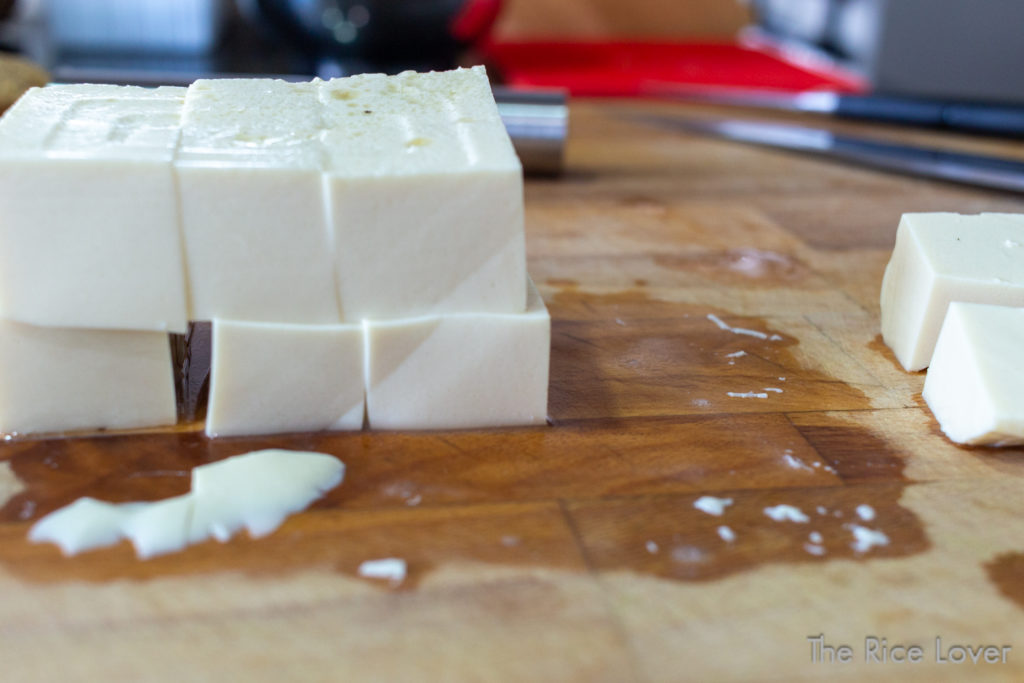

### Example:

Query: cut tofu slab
xmin=176 ymin=79 xmax=341 ymax=324
xmin=205 ymin=319 xmax=364 ymax=437
xmin=0 ymin=319 xmax=176 ymax=435
xmin=880 ymin=212 xmax=1024 ymax=371
xmin=364 ymin=278 xmax=549 ymax=430
xmin=0 ymin=84 xmax=190 ymax=332
xmin=922 ymin=302 xmax=1024 ymax=445
xmin=319 ymin=66 xmax=527 ymax=321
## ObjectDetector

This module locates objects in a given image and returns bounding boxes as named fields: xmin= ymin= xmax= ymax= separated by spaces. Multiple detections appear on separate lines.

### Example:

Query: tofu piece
xmin=319 ymin=67 xmax=527 ymax=320
xmin=922 ymin=302 xmax=1024 ymax=445
xmin=188 ymin=450 xmax=345 ymax=542
xmin=29 ymin=450 xmax=345 ymax=558
xmin=176 ymin=79 xmax=341 ymax=323
xmin=880 ymin=212 xmax=1024 ymax=371
xmin=119 ymin=494 xmax=192 ymax=559
xmin=27 ymin=498 xmax=142 ymax=556
xmin=0 ymin=84 xmax=190 ymax=332
xmin=364 ymin=278 xmax=549 ymax=430
xmin=0 ymin=319 xmax=176 ymax=435
xmin=205 ymin=319 xmax=364 ymax=437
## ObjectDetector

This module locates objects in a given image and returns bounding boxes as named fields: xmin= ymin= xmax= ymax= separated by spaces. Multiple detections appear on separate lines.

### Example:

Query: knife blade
xmin=644 ymin=85 xmax=1024 ymax=138
xmin=633 ymin=114 xmax=1024 ymax=194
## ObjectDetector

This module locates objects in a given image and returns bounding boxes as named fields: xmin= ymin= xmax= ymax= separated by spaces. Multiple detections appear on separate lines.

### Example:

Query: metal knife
xmin=645 ymin=85 xmax=1024 ymax=138
xmin=633 ymin=114 xmax=1024 ymax=194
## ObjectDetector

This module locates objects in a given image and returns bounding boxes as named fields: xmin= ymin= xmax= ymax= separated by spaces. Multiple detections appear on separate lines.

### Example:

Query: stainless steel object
xmin=494 ymin=87 xmax=568 ymax=176
xmin=634 ymin=114 xmax=1024 ymax=194
xmin=650 ymin=86 xmax=1024 ymax=138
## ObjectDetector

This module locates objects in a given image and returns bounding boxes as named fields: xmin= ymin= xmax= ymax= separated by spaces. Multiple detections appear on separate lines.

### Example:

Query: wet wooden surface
xmin=4 ymin=100 xmax=1024 ymax=681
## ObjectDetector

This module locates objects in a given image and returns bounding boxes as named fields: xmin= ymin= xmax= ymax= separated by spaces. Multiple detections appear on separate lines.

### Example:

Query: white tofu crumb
xmin=706 ymin=313 xmax=770 ymax=340
xmin=724 ymin=350 xmax=746 ymax=358
xmin=28 ymin=450 xmax=344 ymax=559
xmin=782 ymin=452 xmax=814 ymax=472
xmin=763 ymin=387 xmax=783 ymax=393
xmin=707 ymin=313 xmax=731 ymax=331
xmin=804 ymin=543 xmax=826 ymax=556
xmin=645 ymin=540 xmax=659 ymax=554
xmin=816 ymin=506 xmax=827 ymax=515
xmin=848 ymin=525 xmax=889 ymax=553
xmin=671 ymin=545 xmax=706 ymax=563
xmin=856 ymin=504 xmax=876 ymax=521
xmin=763 ymin=504 xmax=810 ymax=523
xmin=692 ymin=398 xmax=710 ymax=407
xmin=358 ymin=557 xmax=407 ymax=585
xmin=717 ymin=525 xmax=736 ymax=543
xmin=809 ymin=531 xmax=823 ymax=544
xmin=726 ymin=391 xmax=769 ymax=399
xmin=694 ymin=496 xmax=733 ymax=516
xmin=501 ymin=535 xmax=521 ymax=547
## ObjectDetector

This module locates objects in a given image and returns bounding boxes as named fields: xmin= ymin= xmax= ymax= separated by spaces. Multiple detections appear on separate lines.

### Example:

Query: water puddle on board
xmin=0 ymin=287 xmax=929 ymax=589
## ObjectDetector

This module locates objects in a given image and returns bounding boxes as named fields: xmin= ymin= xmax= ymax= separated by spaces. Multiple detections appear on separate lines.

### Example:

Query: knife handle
xmin=941 ymin=104 xmax=1024 ymax=138
xmin=836 ymin=94 xmax=1024 ymax=138
xmin=834 ymin=95 xmax=945 ymax=127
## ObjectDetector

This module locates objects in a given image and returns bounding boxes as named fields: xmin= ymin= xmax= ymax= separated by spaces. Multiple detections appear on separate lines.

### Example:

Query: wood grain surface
xmin=3 ymin=100 xmax=1024 ymax=682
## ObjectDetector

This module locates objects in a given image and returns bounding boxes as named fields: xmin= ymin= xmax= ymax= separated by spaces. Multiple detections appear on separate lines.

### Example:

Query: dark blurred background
xmin=0 ymin=0 xmax=751 ymax=83
xmin=1 ymin=0 xmax=1023 ymax=105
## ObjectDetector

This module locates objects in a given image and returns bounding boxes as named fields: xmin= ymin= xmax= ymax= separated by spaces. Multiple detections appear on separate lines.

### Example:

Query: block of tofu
xmin=205 ymin=319 xmax=364 ymax=437
xmin=0 ymin=84 xmax=189 ymax=332
xmin=922 ymin=302 xmax=1024 ymax=445
xmin=319 ymin=67 xmax=527 ymax=320
xmin=364 ymin=278 xmax=549 ymax=430
xmin=880 ymin=212 xmax=1024 ymax=371
xmin=0 ymin=319 xmax=176 ymax=435
xmin=176 ymin=79 xmax=341 ymax=323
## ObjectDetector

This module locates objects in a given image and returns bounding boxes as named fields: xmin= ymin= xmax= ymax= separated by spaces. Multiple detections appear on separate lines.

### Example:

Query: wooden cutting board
xmin=2 ymin=100 xmax=1024 ymax=682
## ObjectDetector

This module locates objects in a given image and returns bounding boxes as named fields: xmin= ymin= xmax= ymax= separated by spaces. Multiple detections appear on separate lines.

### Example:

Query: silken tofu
xmin=175 ymin=79 xmax=341 ymax=324
xmin=364 ymin=278 xmax=549 ymax=430
xmin=923 ymin=302 xmax=1024 ymax=445
xmin=0 ymin=85 xmax=190 ymax=332
xmin=880 ymin=212 xmax=1024 ymax=371
xmin=205 ymin=319 xmax=364 ymax=437
xmin=0 ymin=71 xmax=546 ymax=438
xmin=0 ymin=319 xmax=176 ymax=435
xmin=319 ymin=67 xmax=527 ymax=321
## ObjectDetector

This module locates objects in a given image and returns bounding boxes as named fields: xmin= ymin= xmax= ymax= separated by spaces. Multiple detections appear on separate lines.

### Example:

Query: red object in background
xmin=484 ymin=41 xmax=866 ymax=96
xmin=451 ymin=0 xmax=503 ymax=43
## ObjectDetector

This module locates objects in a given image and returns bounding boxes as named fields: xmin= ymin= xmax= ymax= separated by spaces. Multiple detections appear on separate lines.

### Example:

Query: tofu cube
xmin=176 ymin=79 xmax=341 ymax=323
xmin=0 ymin=320 xmax=176 ymax=435
xmin=205 ymin=319 xmax=364 ymax=437
xmin=364 ymin=279 xmax=549 ymax=430
xmin=319 ymin=67 xmax=527 ymax=320
xmin=923 ymin=302 xmax=1024 ymax=445
xmin=0 ymin=85 xmax=190 ymax=332
xmin=880 ymin=212 xmax=1024 ymax=371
